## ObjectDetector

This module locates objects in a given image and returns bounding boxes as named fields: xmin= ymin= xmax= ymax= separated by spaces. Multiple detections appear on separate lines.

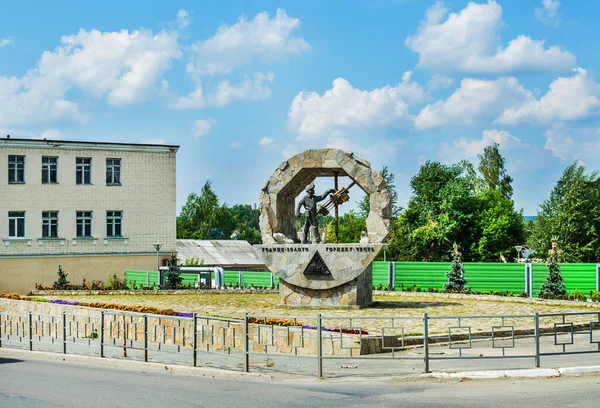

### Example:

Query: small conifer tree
xmin=54 ymin=265 xmax=69 ymax=289
xmin=444 ymin=243 xmax=468 ymax=292
xmin=538 ymin=240 xmax=567 ymax=298
xmin=164 ymin=253 xmax=182 ymax=289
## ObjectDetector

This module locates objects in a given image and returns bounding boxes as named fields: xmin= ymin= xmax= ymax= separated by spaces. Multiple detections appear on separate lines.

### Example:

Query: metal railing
xmin=1 ymin=309 xmax=599 ymax=378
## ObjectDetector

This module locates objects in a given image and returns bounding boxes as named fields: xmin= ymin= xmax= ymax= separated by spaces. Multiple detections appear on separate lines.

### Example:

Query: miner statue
xmin=295 ymin=182 xmax=335 ymax=244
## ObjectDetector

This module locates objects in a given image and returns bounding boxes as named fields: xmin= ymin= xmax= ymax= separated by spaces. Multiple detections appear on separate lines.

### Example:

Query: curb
xmin=422 ymin=366 xmax=600 ymax=380
xmin=0 ymin=348 xmax=273 ymax=382
xmin=3 ymin=347 xmax=600 ymax=382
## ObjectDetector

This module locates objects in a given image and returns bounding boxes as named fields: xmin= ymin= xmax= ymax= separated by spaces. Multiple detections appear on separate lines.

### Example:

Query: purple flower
xmin=177 ymin=312 xmax=194 ymax=318
xmin=50 ymin=299 xmax=80 ymax=305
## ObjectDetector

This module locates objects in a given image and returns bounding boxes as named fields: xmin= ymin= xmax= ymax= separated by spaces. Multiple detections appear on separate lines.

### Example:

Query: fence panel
xmin=463 ymin=263 xmax=525 ymax=294
xmin=372 ymin=262 xmax=389 ymax=287
xmin=532 ymin=263 xmax=597 ymax=297
xmin=394 ymin=262 xmax=448 ymax=290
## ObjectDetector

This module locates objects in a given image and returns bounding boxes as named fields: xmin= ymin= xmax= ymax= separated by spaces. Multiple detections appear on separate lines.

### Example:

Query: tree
xmin=163 ymin=253 xmax=182 ymax=289
xmin=177 ymin=181 xmax=234 ymax=240
xmin=478 ymin=143 xmax=513 ymax=199
xmin=530 ymin=163 xmax=600 ymax=262
xmin=324 ymin=210 xmax=366 ymax=243
xmin=384 ymin=156 xmax=524 ymax=262
xmin=358 ymin=166 xmax=401 ymax=218
xmin=444 ymin=244 xmax=468 ymax=292
xmin=228 ymin=204 xmax=261 ymax=244
xmin=472 ymin=189 xmax=525 ymax=261
xmin=539 ymin=241 xmax=566 ymax=298
xmin=54 ymin=265 xmax=69 ymax=288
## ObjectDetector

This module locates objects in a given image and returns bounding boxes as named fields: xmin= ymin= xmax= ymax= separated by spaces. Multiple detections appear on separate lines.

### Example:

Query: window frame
xmin=106 ymin=158 xmax=121 ymax=186
xmin=76 ymin=157 xmax=92 ymax=185
xmin=8 ymin=155 xmax=25 ymax=184
xmin=76 ymin=211 xmax=93 ymax=238
xmin=41 ymin=211 xmax=59 ymax=239
xmin=8 ymin=211 xmax=26 ymax=238
xmin=41 ymin=156 xmax=58 ymax=184
xmin=106 ymin=210 xmax=123 ymax=237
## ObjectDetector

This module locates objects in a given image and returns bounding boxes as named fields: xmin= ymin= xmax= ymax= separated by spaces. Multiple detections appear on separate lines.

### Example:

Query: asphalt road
xmin=1 ymin=357 xmax=600 ymax=407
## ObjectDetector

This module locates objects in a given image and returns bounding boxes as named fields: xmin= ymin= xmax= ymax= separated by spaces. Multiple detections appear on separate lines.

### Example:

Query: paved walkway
xmin=2 ymin=330 xmax=600 ymax=381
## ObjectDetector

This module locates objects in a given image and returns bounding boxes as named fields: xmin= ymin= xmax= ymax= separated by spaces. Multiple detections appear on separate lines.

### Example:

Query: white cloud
xmin=192 ymin=118 xmax=216 ymax=138
xmin=498 ymin=68 xmax=600 ymax=125
xmin=0 ymin=25 xmax=181 ymax=127
xmin=536 ymin=0 xmax=560 ymax=26
xmin=427 ymin=74 xmax=453 ymax=91
xmin=544 ymin=129 xmax=572 ymax=160
xmin=173 ymin=72 xmax=274 ymax=109
xmin=441 ymin=129 xmax=522 ymax=159
xmin=288 ymin=73 xmax=425 ymax=139
xmin=544 ymin=127 xmax=600 ymax=162
xmin=405 ymin=1 xmax=575 ymax=75
xmin=176 ymin=9 xmax=190 ymax=29
xmin=259 ymin=137 xmax=274 ymax=146
xmin=0 ymin=37 xmax=13 ymax=48
xmin=39 ymin=129 xmax=65 ymax=140
xmin=415 ymin=77 xmax=531 ymax=130
xmin=230 ymin=141 xmax=243 ymax=148
xmin=210 ymin=72 xmax=273 ymax=106
xmin=187 ymin=9 xmax=310 ymax=77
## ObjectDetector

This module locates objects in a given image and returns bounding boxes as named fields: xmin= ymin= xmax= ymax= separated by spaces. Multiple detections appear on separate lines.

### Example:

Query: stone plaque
xmin=303 ymin=251 xmax=331 ymax=276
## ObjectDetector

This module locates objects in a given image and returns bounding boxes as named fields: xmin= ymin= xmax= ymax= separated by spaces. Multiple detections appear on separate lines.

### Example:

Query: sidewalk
xmin=2 ymin=332 xmax=600 ymax=382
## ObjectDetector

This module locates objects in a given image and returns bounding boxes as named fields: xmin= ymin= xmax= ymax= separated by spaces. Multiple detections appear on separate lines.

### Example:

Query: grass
xmin=41 ymin=292 xmax=600 ymax=336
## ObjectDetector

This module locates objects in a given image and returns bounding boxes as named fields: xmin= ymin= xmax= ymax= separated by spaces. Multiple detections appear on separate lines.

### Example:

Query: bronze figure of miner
xmin=295 ymin=182 xmax=335 ymax=244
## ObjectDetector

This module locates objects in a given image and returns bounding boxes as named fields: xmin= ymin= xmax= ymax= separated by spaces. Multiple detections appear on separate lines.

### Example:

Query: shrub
xmin=53 ymin=265 xmax=69 ymax=289
xmin=444 ymin=244 xmax=468 ymax=292
xmin=163 ymin=253 xmax=182 ymax=289
xmin=538 ymin=241 xmax=567 ymax=298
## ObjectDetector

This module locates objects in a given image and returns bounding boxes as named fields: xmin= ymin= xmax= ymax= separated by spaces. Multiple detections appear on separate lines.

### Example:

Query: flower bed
xmin=302 ymin=325 xmax=368 ymax=335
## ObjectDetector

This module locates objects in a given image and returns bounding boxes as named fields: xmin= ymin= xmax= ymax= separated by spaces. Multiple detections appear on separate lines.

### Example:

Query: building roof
xmin=176 ymin=240 xmax=265 ymax=269
xmin=0 ymin=137 xmax=179 ymax=152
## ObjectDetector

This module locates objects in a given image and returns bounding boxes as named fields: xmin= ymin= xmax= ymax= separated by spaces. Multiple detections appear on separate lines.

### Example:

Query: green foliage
xmin=530 ymin=163 xmax=600 ymax=263
xmin=478 ymin=142 xmax=514 ymax=199
xmin=163 ymin=253 xmax=182 ymax=289
xmin=358 ymin=166 xmax=401 ymax=218
xmin=54 ymin=265 xmax=69 ymax=289
xmin=444 ymin=244 xmax=468 ymax=291
xmin=228 ymin=204 xmax=261 ymax=244
xmin=324 ymin=210 xmax=366 ymax=243
xmin=538 ymin=242 xmax=567 ymax=298
xmin=177 ymin=181 xmax=234 ymax=240
xmin=182 ymin=257 xmax=204 ymax=266
xmin=385 ymin=152 xmax=524 ymax=262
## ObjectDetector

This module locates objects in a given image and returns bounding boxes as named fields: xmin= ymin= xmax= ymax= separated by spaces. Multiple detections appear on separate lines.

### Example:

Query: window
xmin=106 ymin=211 xmax=123 ymax=237
xmin=76 ymin=157 xmax=92 ymax=185
xmin=76 ymin=211 xmax=93 ymax=237
xmin=106 ymin=158 xmax=121 ymax=185
xmin=8 ymin=155 xmax=25 ymax=184
xmin=8 ymin=212 xmax=26 ymax=238
xmin=42 ymin=211 xmax=58 ymax=238
xmin=42 ymin=157 xmax=58 ymax=184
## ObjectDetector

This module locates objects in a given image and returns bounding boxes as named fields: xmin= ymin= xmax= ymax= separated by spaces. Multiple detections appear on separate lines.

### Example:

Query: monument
xmin=255 ymin=148 xmax=392 ymax=307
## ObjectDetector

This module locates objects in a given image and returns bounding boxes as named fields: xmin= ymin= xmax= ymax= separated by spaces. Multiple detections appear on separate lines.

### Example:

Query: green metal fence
xmin=371 ymin=261 xmax=599 ymax=296
xmin=126 ymin=270 xmax=277 ymax=289
xmin=532 ymin=263 xmax=597 ymax=295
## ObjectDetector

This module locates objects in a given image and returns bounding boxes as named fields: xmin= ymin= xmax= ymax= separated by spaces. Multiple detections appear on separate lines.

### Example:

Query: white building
xmin=0 ymin=137 xmax=178 ymax=293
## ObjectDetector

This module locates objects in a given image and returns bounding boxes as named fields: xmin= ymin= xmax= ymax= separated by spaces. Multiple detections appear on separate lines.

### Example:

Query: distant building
xmin=0 ymin=137 xmax=178 ymax=293
xmin=176 ymin=240 xmax=266 ymax=271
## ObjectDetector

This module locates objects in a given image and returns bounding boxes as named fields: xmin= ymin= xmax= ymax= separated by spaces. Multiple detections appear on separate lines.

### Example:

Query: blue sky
xmin=2 ymin=0 xmax=599 ymax=215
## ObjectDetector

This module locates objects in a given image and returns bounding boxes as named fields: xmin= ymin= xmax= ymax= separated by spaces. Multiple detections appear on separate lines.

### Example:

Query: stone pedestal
xmin=255 ymin=244 xmax=382 ymax=307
